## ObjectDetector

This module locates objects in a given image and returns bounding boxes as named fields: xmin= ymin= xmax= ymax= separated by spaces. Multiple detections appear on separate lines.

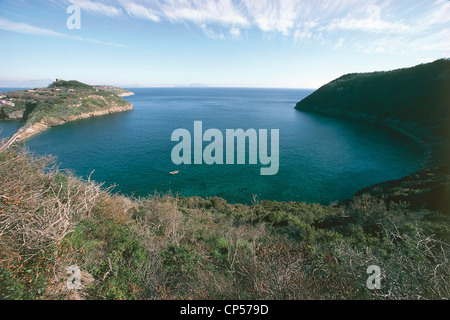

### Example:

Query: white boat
xmin=169 ymin=170 xmax=179 ymax=175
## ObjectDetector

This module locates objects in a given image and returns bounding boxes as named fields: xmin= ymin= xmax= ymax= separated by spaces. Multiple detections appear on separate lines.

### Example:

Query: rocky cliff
xmin=15 ymin=104 xmax=133 ymax=142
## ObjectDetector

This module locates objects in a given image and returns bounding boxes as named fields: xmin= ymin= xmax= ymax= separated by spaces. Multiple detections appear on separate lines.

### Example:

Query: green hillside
xmin=296 ymin=59 xmax=450 ymax=216
xmin=0 ymin=80 xmax=133 ymax=125
xmin=295 ymin=59 xmax=450 ymax=163
xmin=48 ymin=79 xmax=94 ymax=90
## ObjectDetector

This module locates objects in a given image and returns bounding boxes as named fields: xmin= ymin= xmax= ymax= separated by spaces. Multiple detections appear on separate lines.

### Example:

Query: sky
xmin=0 ymin=0 xmax=449 ymax=88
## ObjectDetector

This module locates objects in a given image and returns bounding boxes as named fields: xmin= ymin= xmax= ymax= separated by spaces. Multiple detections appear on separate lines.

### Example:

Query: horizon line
xmin=0 ymin=85 xmax=318 ymax=90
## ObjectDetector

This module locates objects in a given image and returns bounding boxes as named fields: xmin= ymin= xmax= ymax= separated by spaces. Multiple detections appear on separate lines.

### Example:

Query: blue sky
xmin=0 ymin=0 xmax=449 ymax=88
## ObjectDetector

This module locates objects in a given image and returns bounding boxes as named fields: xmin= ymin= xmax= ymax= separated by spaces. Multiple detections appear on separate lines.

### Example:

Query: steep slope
xmin=295 ymin=59 xmax=450 ymax=163
xmin=295 ymin=59 xmax=450 ymax=212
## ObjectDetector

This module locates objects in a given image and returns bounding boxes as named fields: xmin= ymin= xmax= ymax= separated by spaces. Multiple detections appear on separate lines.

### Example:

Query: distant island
xmin=295 ymin=58 xmax=450 ymax=212
xmin=174 ymin=83 xmax=209 ymax=88
xmin=0 ymin=79 xmax=133 ymax=147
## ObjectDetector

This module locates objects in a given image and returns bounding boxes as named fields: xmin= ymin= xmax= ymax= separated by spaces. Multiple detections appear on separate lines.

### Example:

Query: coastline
xmin=0 ymin=82 xmax=135 ymax=149
xmin=295 ymin=108 xmax=449 ymax=212
xmin=16 ymin=104 xmax=133 ymax=142
xmin=383 ymin=121 xmax=434 ymax=167
xmin=0 ymin=104 xmax=133 ymax=151
xmin=118 ymin=92 xmax=135 ymax=97
xmin=296 ymin=108 xmax=439 ymax=168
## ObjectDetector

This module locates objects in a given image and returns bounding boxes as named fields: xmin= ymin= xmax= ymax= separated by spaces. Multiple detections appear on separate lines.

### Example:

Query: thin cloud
xmin=57 ymin=0 xmax=450 ymax=55
xmin=242 ymin=0 xmax=301 ymax=35
xmin=422 ymin=0 xmax=450 ymax=25
xmin=201 ymin=24 xmax=225 ymax=39
xmin=68 ymin=0 xmax=122 ymax=17
xmin=120 ymin=1 xmax=160 ymax=22
xmin=230 ymin=26 xmax=241 ymax=39
xmin=78 ymin=36 xmax=128 ymax=48
xmin=0 ymin=17 xmax=127 ymax=48
xmin=333 ymin=37 xmax=345 ymax=49
xmin=159 ymin=0 xmax=249 ymax=26
xmin=323 ymin=16 xmax=417 ymax=34
xmin=0 ymin=17 xmax=69 ymax=38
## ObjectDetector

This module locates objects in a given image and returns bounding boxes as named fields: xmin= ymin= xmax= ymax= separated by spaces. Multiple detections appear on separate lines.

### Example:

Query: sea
xmin=0 ymin=87 xmax=426 ymax=205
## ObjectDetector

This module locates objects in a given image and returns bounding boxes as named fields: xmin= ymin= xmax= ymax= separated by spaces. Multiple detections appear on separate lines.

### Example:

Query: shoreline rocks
xmin=15 ymin=104 xmax=133 ymax=142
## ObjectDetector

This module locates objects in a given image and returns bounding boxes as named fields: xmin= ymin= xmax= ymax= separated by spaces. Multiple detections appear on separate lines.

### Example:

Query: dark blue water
xmin=2 ymin=88 xmax=426 ymax=204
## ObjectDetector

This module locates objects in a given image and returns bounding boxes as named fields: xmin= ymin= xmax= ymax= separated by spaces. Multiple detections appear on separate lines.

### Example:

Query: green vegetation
xmin=49 ymin=80 xmax=94 ymax=90
xmin=295 ymin=58 xmax=450 ymax=162
xmin=349 ymin=165 xmax=450 ymax=214
xmin=295 ymin=59 xmax=450 ymax=228
xmin=0 ymin=79 xmax=133 ymax=126
xmin=1 ymin=148 xmax=448 ymax=300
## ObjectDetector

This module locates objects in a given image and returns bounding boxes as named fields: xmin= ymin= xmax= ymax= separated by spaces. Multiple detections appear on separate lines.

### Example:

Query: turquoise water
xmin=0 ymin=121 xmax=23 ymax=140
xmin=2 ymin=88 xmax=426 ymax=205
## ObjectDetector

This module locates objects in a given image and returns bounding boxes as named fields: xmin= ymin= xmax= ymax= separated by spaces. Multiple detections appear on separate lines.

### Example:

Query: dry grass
xmin=0 ymin=148 xmax=101 ymax=255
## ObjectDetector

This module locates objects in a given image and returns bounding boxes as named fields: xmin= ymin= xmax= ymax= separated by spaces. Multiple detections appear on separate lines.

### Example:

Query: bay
xmin=5 ymin=88 xmax=425 ymax=205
